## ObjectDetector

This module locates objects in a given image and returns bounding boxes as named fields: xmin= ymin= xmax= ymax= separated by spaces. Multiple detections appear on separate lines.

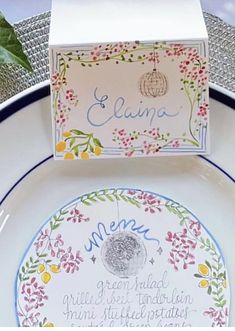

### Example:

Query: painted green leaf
xmin=211 ymin=281 xmax=219 ymax=289
xmin=74 ymin=145 xmax=79 ymax=157
xmin=97 ymin=195 xmax=106 ymax=202
xmin=207 ymin=285 xmax=212 ymax=295
xmin=70 ymin=129 xmax=86 ymax=136
xmin=37 ymin=253 xmax=47 ymax=258
xmin=221 ymin=299 xmax=227 ymax=307
xmin=194 ymin=273 xmax=203 ymax=278
xmin=88 ymin=196 xmax=97 ymax=203
xmin=0 ymin=12 xmax=32 ymax=71
xmin=81 ymin=199 xmax=91 ymax=206
xmin=205 ymin=260 xmax=212 ymax=270
xmin=52 ymin=223 xmax=61 ymax=230
xmin=93 ymin=138 xmax=103 ymax=148
xmin=69 ymin=138 xmax=75 ymax=148
xmin=106 ymin=195 xmax=114 ymax=202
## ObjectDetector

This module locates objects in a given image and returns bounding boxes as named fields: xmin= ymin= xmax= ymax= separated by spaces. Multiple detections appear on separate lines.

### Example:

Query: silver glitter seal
xmin=101 ymin=231 xmax=147 ymax=278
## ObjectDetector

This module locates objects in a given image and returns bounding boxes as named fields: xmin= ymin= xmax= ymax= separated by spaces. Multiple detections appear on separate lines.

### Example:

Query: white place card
xmin=49 ymin=0 xmax=209 ymax=160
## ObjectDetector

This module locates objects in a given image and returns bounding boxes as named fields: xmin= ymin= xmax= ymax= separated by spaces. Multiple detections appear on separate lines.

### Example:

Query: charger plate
xmin=0 ymin=84 xmax=234 ymax=326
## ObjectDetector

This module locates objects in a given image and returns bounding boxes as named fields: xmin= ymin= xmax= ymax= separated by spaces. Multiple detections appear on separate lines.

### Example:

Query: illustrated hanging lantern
xmin=138 ymin=49 xmax=168 ymax=98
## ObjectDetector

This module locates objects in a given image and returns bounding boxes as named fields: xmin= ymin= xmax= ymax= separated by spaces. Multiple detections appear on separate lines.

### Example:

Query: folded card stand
xmin=49 ymin=0 xmax=209 ymax=160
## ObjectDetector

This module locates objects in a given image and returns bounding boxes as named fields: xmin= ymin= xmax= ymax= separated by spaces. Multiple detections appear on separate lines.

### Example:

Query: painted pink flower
xmin=204 ymin=307 xmax=228 ymax=327
xmin=197 ymin=102 xmax=208 ymax=119
xmin=172 ymin=140 xmax=180 ymax=148
xmin=19 ymin=277 xmax=48 ymax=326
xmin=51 ymin=72 xmax=67 ymax=91
xmin=128 ymin=190 xmax=162 ymax=213
xmin=189 ymin=219 xmax=201 ymax=237
xmin=59 ymin=247 xmax=83 ymax=273
xmin=65 ymin=89 xmax=77 ymax=102
xmin=67 ymin=208 xmax=90 ymax=223
xmin=166 ymin=228 xmax=197 ymax=271
xmin=55 ymin=99 xmax=71 ymax=127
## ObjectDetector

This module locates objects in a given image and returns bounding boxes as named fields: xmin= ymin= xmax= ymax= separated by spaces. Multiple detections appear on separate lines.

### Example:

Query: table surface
xmin=0 ymin=0 xmax=234 ymax=26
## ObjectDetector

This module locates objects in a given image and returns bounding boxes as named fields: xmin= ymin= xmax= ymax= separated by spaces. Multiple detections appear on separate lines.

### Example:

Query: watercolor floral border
xmin=16 ymin=188 xmax=227 ymax=327
xmin=51 ymin=41 xmax=208 ymax=160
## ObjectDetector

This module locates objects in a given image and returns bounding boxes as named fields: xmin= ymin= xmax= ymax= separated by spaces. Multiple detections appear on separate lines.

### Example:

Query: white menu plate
xmin=0 ymin=82 xmax=234 ymax=326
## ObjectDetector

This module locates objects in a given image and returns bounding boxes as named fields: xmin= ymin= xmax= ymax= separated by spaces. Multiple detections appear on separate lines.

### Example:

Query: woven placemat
xmin=0 ymin=11 xmax=234 ymax=103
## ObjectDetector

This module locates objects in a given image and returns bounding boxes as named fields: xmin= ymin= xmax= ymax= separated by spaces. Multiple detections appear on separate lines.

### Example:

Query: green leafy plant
xmin=0 ymin=12 xmax=32 ymax=71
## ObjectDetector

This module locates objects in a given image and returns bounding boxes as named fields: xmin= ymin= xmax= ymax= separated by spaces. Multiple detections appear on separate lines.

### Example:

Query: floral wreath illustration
xmin=52 ymin=41 xmax=208 ymax=159
xmin=16 ymin=189 xmax=228 ymax=327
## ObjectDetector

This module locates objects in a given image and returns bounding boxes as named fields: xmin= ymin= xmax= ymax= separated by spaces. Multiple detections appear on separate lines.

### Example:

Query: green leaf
xmin=69 ymin=138 xmax=76 ymax=148
xmin=74 ymin=145 xmax=79 ymax=157
xmin=221 ymin=299 xmax=227 ymax=307
xmin=93 ymin=138 xmax=103 ymax=148
xmin=0 ymin=12 xmax=32 ymax=71
xmin=81 ymin=199 xmax=91 ymax=206
xmin=23 ymin=276 xmax=30 ymax=281
xmin=96 ymin=195 xmax=106 ymax=202
xmin=207 ymin=285 xmax=212 ymax=295
xmin=194 ymin=273 xmax=203 ymax=278
xmin=88 ymin=196 xmax=97 ymax=203
xmin=205 ymin=260 xmax=212 ymax=270
xmin=70 ymin=129 xmax=86 ymax=136
xmin=52 ymin=223 xmax=61 ymax=230
xmin=218 ymin=295 xmax=224 ymax=302
xmin=37 ymin=253 xmax=47 ymax=258
xmin=200 ymin=237 xmax=205 ymax=244
xmin=31 ymin=264 xmax=38 ymax=269
xmin=211 ymin=281 xmax=218 ymax=288
xmin=106 ymin=195 xmax=114 ymax=202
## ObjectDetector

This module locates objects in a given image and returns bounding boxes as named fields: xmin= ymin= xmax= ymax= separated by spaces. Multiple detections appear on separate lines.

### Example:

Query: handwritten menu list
xmin=63 ymin=271 xmax=195 ymax=327
xmin=16 ymin=189 xmax=229 ymax=327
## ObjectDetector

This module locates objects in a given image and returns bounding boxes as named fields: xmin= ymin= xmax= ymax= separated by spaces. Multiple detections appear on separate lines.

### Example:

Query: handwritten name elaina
xmin=86 ymin=88 xmax=179 ymax=127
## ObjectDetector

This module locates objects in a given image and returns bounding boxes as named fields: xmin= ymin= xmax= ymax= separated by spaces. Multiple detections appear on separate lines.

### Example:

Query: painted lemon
xmin=56 ymin=141 xmax=66 ymax=153
xmin=50 ymin=264 xmax=60 ymax=273
xmin=41 ymin=272 xmax=51 ymax=284
xmin=63 ymin=131 xmax=71 ymax=138
xmin=199 ymin=279 xmax=209 ymax=288
xmin=37 ymin=263 xmax=45 ymax=274
xmin=94 ymin=146 xmax=102 ymax=156
xmin=43 ymin=322 xmax=55 ymax=327
xmin=64 ymin=152 xmax=74 ymax=160
xmin=198 ymin=264 xmax=209 ymax=276
xmin=80 ymin=151 xmax=89 ymax=160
